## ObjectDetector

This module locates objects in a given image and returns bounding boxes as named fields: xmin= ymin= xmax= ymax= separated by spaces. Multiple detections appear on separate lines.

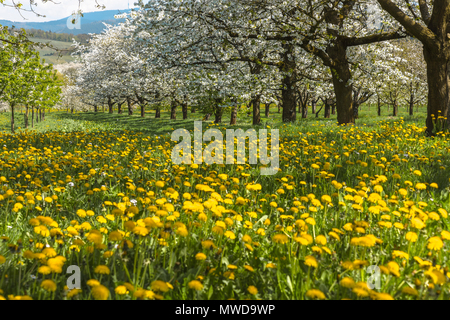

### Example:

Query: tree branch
xmin=377 ymin=0 xmax=436 ymax=46
xmin=343 ymin=30 xmax=406 ymax=47
xmin=418 ymin=0 xmax=432 ymax=25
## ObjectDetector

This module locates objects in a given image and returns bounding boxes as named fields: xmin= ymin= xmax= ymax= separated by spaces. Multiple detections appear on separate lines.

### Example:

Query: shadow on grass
xmin=55 ymin=112 xmax=204 ymax=135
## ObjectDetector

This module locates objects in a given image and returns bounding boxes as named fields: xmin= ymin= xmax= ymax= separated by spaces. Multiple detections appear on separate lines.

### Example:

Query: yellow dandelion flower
xmin=188 ymin=280 xmax=203 ymax=291
xmin=91 ymin=285 xmax=110 ymax=300
xmin=306 ymin=289 xmax=326 ymax=300
xmin=247 ymin=286 xmax=258 ymax=295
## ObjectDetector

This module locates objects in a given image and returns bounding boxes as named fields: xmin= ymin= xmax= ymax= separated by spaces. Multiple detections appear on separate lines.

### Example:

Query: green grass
xmin=0 ymin=102 xmax=449 ymax=301
xmin=1 ymin=103 xmax=426 ymax=135
xmin=29 ymin=37 xmax=75 ymax=65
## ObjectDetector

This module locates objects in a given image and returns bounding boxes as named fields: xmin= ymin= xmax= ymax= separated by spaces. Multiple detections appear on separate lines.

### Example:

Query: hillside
xmin=0 ymin=9 xmax=132 ymax=35
xmin=30 ymin=38 xmax=76 ymax=65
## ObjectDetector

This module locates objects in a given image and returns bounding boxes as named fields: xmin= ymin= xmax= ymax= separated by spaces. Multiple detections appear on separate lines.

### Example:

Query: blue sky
xmin=0 ymin=0 xmax=138 ymax=22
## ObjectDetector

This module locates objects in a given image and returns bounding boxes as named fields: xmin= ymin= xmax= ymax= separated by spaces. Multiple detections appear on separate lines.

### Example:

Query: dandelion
xmin=247 ymin=286 xmax=258 ymax=295
xmin=94 ymin=265 xmax=110 ymax=275
xmin=41 ymin=280 xmax=57 ymax=292
xmin=340 ymin=277 xmax=356 ymax=289
xmin=151 ymin=280 xmax=170 ymax=293
xmin=428 ymin=237 xmax=444 ymax=251
xmin=91 ymin=285 xmax=110 ymax=300
xmin=306 ymin=289 xmax=326 ymax=300
xmin=304 ymin=256 xmax=318 ymax=268
xmin=272 ymin=234 xmax=288 ymax=244
xmin=188 ymin=280 xmax=203 ymax=291
xmin=195 ymin=253 xmax=207 ymax=261
xmin=415 ymin=183 xmax=426 ymax=191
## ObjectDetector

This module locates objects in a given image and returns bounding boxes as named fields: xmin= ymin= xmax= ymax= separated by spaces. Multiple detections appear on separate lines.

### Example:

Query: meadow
xmin=29 ymin=38 xmax=75 ymax=65
xmin=0 ymin=105 xmax=450 ymax=300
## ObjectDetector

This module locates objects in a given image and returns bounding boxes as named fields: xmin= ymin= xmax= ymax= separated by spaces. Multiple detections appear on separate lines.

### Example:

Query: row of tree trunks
xmin=14 ymin=105 xmax=45 ymax=132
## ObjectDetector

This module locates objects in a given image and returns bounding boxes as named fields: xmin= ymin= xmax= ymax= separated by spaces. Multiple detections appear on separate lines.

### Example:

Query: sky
xmin=0 ymin=0 xmax=138 ymax=22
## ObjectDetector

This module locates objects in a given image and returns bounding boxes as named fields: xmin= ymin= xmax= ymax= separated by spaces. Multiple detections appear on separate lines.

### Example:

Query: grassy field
xmin=1 ymin=103 xmax=429 ymax=134
xmin=1 ymin=103 xmax=449 ymax=301
xmin=29 ymin=37 xmax=75 ymax=65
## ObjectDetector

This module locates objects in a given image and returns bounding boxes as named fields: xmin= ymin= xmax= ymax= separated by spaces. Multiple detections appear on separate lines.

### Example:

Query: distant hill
xmin=0 ymin=9 xmax=132 ymax=35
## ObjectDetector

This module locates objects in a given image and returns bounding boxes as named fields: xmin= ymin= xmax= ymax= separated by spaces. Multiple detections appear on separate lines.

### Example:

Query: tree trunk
xmin=155 ymin=107 xmax=161 ymax=119
xmin=32 ymin=107 xmax=34 ymax=128
xmin=302 ymin=102 xmax=308 ymax=119
xmin=191 ymin=106 xmax=196 ymax=113
xmin=393 ymin=101 xmax=398 ymax=117
xmin=127 ymin=97 xmax=133 ymax=116
xmin=11 ymin=104 xmax=15 ymax=133
xmin=118 ymin=102 xmax=123 ymax=114
xmin=353 ymin=103 xmax=360 ymax=119
xmin=43 ymin=109 xmax=45 ymax=121
xmin=246 ymin=102 xmax=251 ymax=118
xmin=332 ymin=104 xmax=336 ymax=115
xmin=94 ymin=105 xmax=98 ymax=113
xmin=39 ymin=109 xmax=42 ymax=122
xmin=328 ymin=41 xmax=354 ymax=125
xmin=265 ymin=103 xmax=270 ymax=117
xmin=252 ymin=95 xmax=261 ymax=125
xmin=182 ymin=103 xmax=188 ymax=120
xmin=312 ymin=99 xmax=316 ymax=114
xmin=377 ymin=96 xmax=381 ymax=117
xmin=170 ymin=102 xmax=177 ymax=120
xmin=376 ymin=0 xmax=450 ymax=135
xmin=108 ymin=98 xmax=114 ymax=114
xmin=324 ymin=103 xmax=331 ymax=119
xmin=230 ymin=103 xmax=238 ymax=125
xmin=25 ymin=105 xmax=29 ymax=129
xmin=423 ymin=48 xmax=450 ymax=135
xmin=281 ymin=44 xmax=297 ymax=123
xmin=409 ymin=92 xmax=414 ymax=116
xmin=204 ymin=113 xmax=211 ymax=121
xmin=214 ymin=99 xmax=223 ymax=124
xmin=141 ymin=105 xmax=145 ymax=118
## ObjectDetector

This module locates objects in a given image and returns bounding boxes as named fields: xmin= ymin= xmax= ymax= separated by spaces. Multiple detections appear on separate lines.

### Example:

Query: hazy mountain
xmin=0 ymin=9 xmax=132 ymax=35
